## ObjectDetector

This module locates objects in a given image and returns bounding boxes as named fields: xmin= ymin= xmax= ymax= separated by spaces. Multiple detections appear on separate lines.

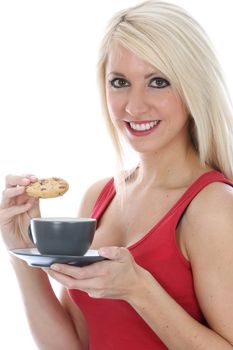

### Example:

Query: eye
xmin=149 ymin=77 xmax=170 ymax=88
xmin=109 ymin=78 xmax=130 ymax=88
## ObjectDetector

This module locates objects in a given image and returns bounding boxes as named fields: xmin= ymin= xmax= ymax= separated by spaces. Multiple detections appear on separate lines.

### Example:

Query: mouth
xmin=124 ymin=120 xmax=161 ymax=136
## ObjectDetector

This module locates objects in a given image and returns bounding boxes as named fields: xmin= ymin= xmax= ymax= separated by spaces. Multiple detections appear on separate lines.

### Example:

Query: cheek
xmin=157 ymin=91 xmax=186 ymax=117
xmin=106 ymin=92 xmax=126 ymax=120
xmin=155 ymin=90 xmax=175 ymax=110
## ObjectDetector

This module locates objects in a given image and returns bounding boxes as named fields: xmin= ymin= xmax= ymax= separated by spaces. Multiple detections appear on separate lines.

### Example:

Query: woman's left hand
xmin=47 ymin=246 xmax=146 ymax=301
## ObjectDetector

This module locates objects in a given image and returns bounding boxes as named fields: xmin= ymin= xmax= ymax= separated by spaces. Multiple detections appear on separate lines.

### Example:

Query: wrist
xmin=124 ymin=266 xmax=156 ymax=306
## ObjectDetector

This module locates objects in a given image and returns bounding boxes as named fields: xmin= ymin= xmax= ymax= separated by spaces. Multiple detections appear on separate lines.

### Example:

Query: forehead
xmin=105 ymin=41 xmax=158 ymax=74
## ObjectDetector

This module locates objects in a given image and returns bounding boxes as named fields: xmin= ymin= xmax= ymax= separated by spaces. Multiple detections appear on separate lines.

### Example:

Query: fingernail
xmin=98 ymin=248 xmax=107 ymax=256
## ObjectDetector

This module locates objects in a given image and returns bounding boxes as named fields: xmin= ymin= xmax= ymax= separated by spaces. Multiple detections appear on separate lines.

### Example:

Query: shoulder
xmin=179 ymin=180 xmax=233 ymax=272
xmin=184 ymin=181 xmax=233 ymax=238
xmin=77 ymin=177 xmax=112 ymax=217
xmin=192 ymin=180 xmax=233 ymax=211
xmin=181 ymin=181 xmax=233 ymax=253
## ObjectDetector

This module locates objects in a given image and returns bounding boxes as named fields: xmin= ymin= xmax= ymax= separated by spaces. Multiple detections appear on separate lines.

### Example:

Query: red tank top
xmin=69 ymin=170 xmax=233 ymax=349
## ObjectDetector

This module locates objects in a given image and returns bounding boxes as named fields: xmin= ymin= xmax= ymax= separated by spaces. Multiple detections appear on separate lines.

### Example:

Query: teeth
xmin=129 ymin=120 xmax=160 ymax=131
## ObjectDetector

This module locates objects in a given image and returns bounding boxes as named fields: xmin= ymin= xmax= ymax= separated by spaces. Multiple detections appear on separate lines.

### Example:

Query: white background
xmin=0 ymin=0 xmax=232 ymax=349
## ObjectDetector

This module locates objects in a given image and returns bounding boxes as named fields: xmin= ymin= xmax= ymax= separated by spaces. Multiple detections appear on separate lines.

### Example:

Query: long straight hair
xmin=97 ymin=0 xmax=233 ymax=184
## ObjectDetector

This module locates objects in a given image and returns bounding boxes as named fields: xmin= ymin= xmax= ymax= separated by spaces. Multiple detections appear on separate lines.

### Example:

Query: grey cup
xmin=28 ymin=217 xmax=97 ymax=256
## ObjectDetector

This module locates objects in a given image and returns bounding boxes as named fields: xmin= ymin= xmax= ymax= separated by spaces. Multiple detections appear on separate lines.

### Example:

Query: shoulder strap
xmin=91 ymin=178 xmax=115 ymax=221
xmin=171 ymin=170 xmax=233 ymax=227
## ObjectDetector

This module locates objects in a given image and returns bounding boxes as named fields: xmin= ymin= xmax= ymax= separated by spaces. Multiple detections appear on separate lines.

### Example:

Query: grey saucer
xmin=10 ymin=248 xmax=106 ymax=268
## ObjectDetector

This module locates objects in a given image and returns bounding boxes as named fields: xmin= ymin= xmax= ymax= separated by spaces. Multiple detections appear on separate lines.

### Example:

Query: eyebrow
xmin=106 ymin=71 xmax=162 ymax=79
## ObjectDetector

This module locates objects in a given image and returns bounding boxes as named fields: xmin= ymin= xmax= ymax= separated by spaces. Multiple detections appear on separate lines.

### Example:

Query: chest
xmin=91 ymin=186 xmax=187 ymax=249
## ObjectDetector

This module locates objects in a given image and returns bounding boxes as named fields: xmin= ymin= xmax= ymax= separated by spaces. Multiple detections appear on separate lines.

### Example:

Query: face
xmin=105 ymin=42 xmax=190 ymax=155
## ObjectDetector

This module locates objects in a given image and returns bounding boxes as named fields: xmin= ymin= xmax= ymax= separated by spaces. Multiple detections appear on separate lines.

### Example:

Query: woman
xmin=1 ymin=1 xmax=233 ymax=349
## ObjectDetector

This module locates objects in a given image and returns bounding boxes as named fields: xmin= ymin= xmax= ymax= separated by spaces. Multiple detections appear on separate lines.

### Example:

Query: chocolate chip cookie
xmin=26 ymin=177 xmax=69 ymax=198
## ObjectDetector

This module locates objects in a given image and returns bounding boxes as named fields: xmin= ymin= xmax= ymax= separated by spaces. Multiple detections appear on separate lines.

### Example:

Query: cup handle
xmin=28 ymin=224 xmax=35 ymax=244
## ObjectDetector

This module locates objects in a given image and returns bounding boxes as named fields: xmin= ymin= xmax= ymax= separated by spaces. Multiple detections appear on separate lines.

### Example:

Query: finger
xmin=27 ymin=198 xmax=41 ymax=219
xmin=0 ymin=202 xmax=32 ymax=222
xmin=47 ymin=269 xmax=76 ymax=288
xmin=50 ymin=261 xmax=105 ymax=279
xmin=98 ymin=246 xmax=130 ymax=262
xmin=1 ymin=188 xmax=37 ymax=208
xmin=1 ymin=186 xmax=25 ymax=207
xmin=47 ymin=268 xmax=100 ymax=291
xmin=21 ymin=173 xmax=38 ymax=180
xmin=5 ymin=174 xmax=37 ymax=188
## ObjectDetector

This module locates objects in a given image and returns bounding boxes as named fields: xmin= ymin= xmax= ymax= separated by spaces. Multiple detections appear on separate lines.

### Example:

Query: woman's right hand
xmin=0 ymin=174 xmax=41 ymax=250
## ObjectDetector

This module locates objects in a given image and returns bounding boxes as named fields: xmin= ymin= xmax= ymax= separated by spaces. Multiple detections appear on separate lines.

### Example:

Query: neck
xmin=134 ymin=144 xmax=209 ymax=189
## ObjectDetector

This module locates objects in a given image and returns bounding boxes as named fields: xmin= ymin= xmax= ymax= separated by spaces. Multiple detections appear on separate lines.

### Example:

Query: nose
xmin=125 ymin=88 xmax=150 ymax=118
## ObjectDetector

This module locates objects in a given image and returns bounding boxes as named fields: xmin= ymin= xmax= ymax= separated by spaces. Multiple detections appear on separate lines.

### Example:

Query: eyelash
xmin=109 ymin=77 xmax=170 ymax=89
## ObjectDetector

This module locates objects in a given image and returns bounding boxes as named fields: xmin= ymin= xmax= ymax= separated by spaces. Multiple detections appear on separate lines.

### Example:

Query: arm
xmin=128 ymin=182 xmax=233 ymax=349
xmin=0 ymin=173 xmax=84 ymax=349
xmin=1 ymin=175 xmax=110 ymax=350
xmin=11 ymin=258 xmax=84 ymax=350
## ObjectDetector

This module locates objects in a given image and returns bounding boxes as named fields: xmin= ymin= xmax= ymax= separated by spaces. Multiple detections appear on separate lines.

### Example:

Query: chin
xmin=129 ymin=143 xmax=161 ymax=155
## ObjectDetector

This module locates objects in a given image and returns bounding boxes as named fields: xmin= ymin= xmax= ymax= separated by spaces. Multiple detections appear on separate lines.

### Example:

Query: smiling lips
xmin=125 ymin=120 xmax=161 ymax=136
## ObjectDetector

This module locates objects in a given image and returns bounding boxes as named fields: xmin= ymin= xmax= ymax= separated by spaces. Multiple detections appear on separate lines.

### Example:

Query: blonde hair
xmin=97 ymin=0 xmax=233 ymax=181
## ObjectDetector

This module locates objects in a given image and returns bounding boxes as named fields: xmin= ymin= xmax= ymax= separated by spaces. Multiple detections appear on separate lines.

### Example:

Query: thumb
xmin=98 ymin=246 xmax=131 ymax=262
xmin=28 ymin=197 xmax=40 ymax=216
